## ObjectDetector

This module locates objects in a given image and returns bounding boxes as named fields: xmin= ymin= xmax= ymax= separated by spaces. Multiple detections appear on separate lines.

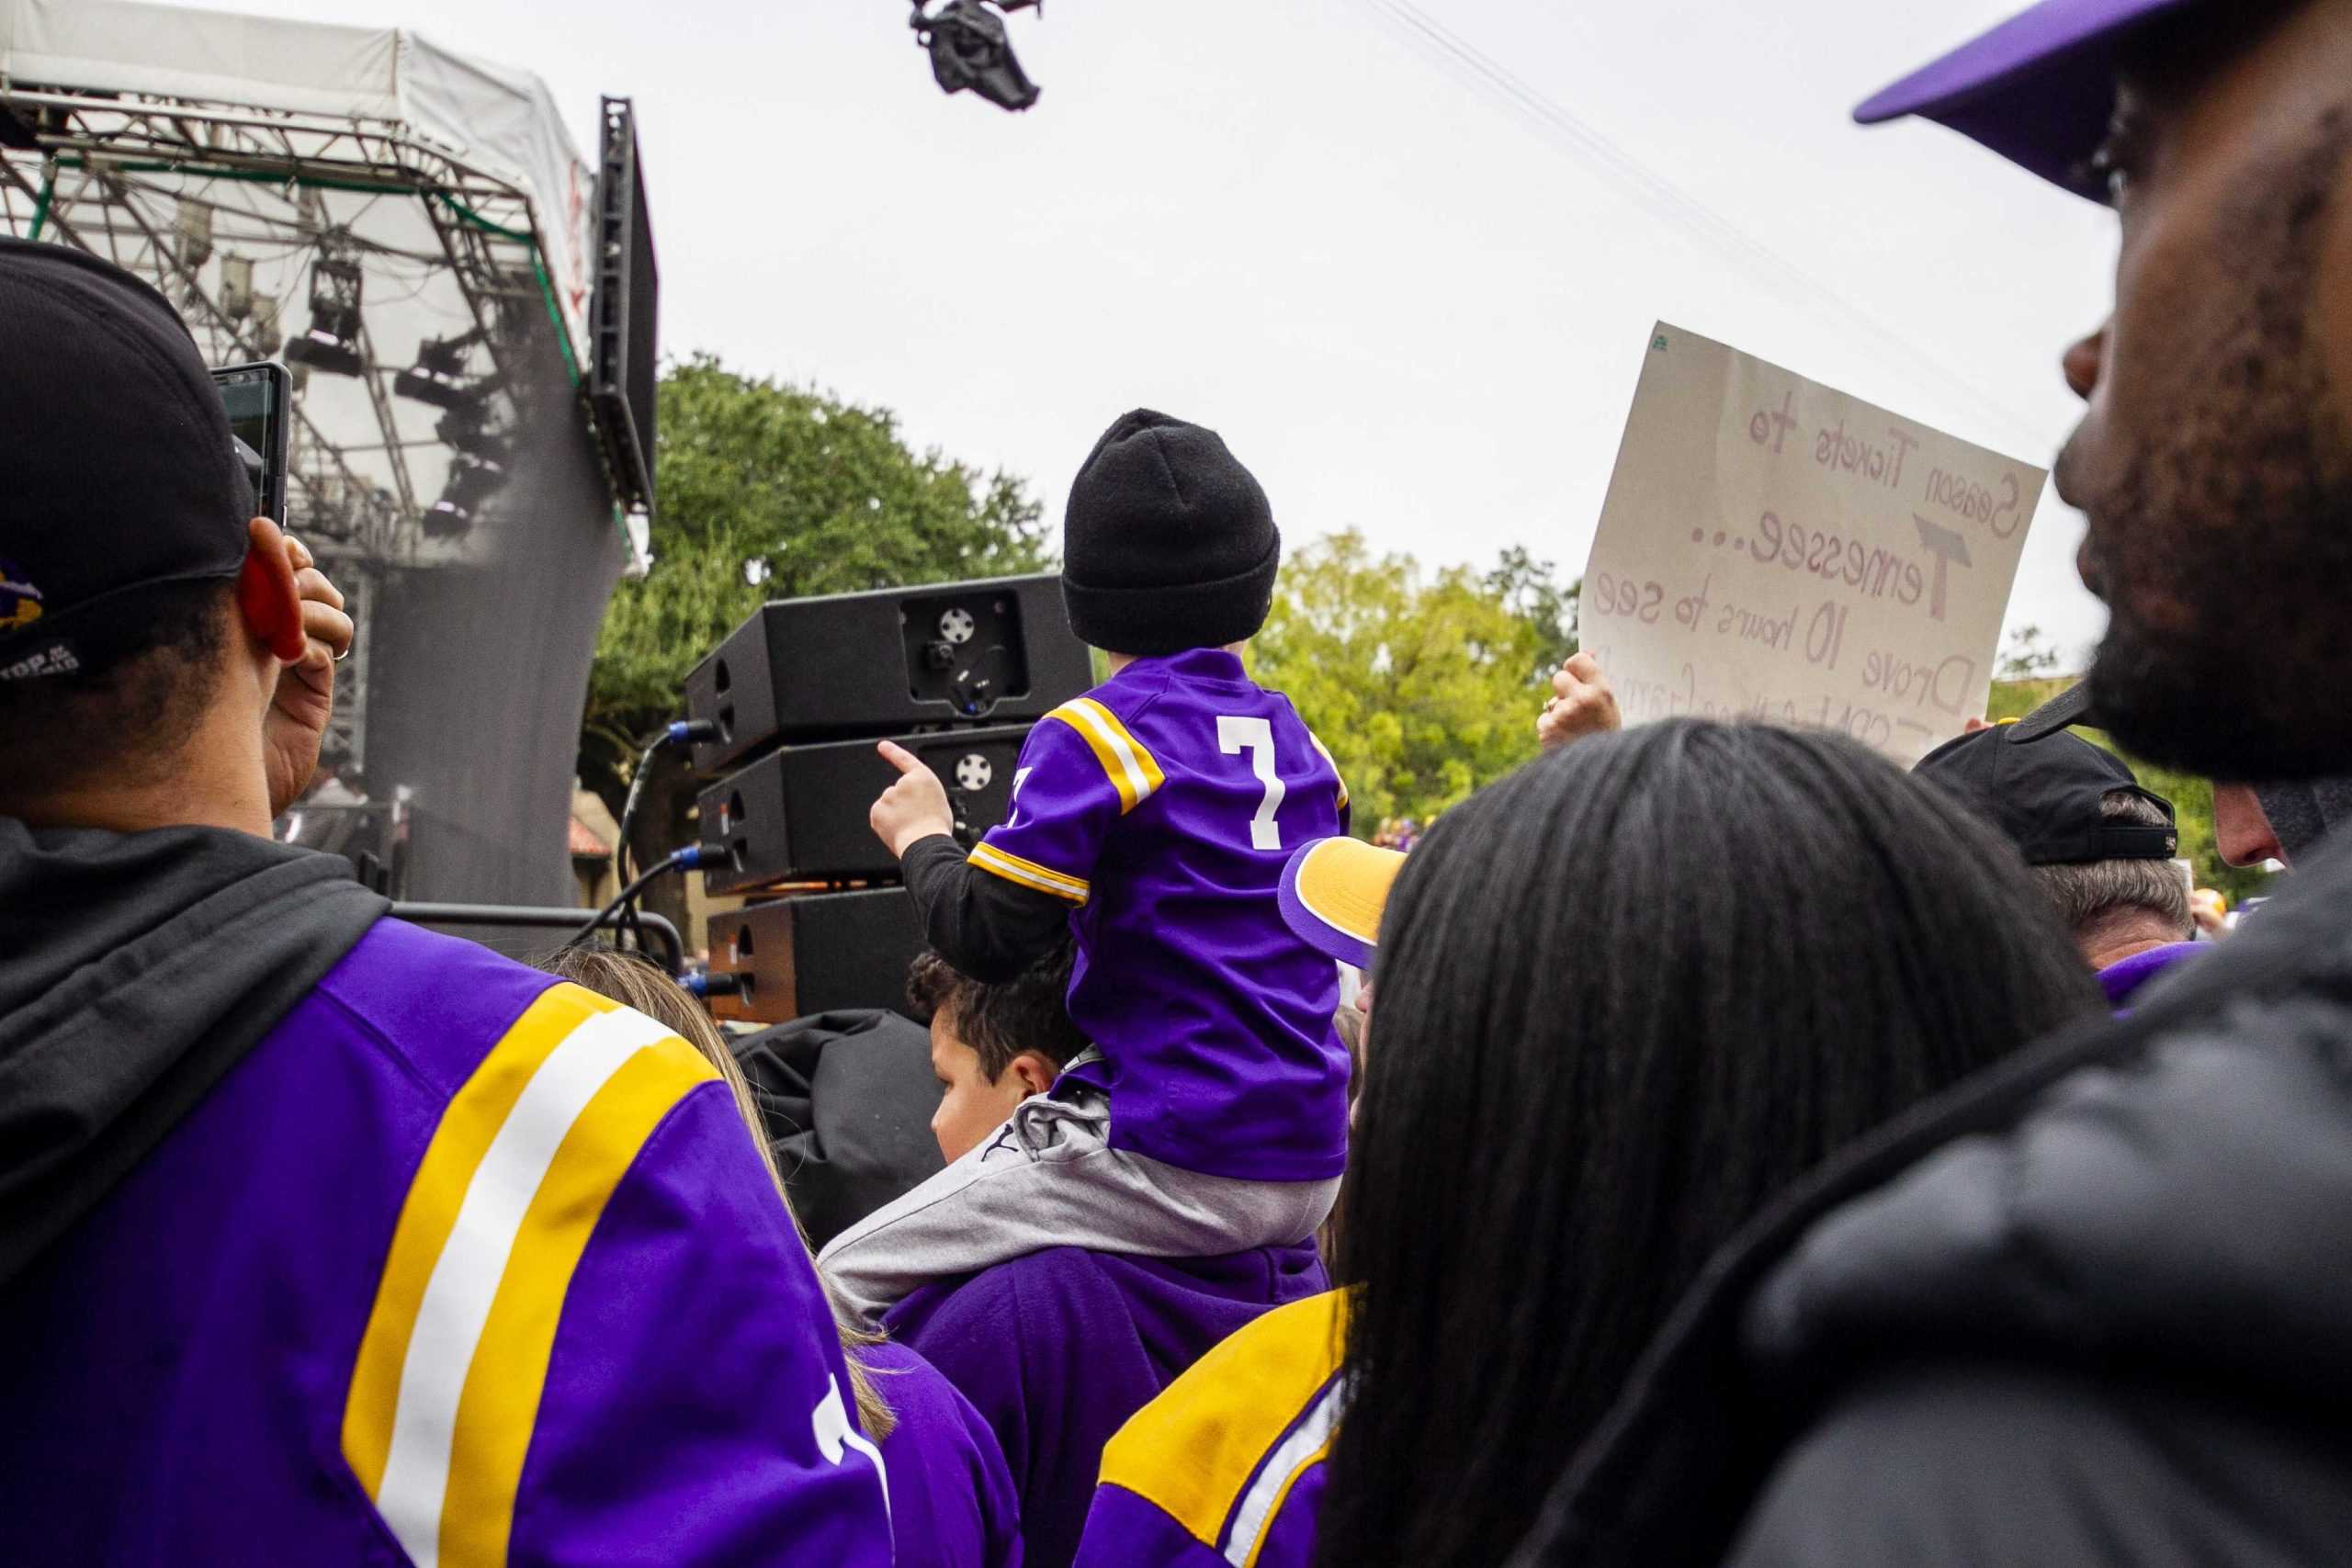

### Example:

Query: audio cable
xmin=609 ymin=717 xmax=721 ymax=953
xmin=563 ymin=843 xmax=707 ymax=953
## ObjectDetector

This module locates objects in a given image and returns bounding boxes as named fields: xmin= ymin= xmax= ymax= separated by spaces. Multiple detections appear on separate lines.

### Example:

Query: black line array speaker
xmin=587 ymin=96 xmax=658 ymax=516
xmin=706 ymin=889 xmax=926 ymax=1025
xmin=698 ymin=724 xmax=1034 ymax=895
xmin=683 ymin=573 xmax=1092 ymax=773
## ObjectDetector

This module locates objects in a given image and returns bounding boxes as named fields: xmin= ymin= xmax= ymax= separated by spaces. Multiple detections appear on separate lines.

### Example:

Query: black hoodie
xmin=0 ymin=819 xmax=385 ymax=1286
xmin=1512 ymin=833 xmax=2352 ymax=1568
xmin=730 ymin=1008 xmax=947 ymax=1251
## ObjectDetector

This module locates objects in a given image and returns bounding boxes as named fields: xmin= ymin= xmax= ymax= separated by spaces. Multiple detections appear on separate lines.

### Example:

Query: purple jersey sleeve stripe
xmin=974 ymin=713 xmax=1122 ymax=893
xmin=1048 ymin=696 xmax=1167 ymax=813
xmin=969 ymin=840 xmax=1091 ymax=903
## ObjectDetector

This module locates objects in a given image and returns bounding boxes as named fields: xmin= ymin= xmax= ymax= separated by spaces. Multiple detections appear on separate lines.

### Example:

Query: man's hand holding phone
xmin=263 ymin=534 xmax=355 ymax=818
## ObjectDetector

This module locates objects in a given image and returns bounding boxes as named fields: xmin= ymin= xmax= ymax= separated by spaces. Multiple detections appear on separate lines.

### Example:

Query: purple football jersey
xmin=968 ymin=648 xmax=1349 ymax=1181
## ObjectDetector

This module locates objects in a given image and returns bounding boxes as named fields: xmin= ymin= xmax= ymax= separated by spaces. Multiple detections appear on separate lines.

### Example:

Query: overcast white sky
xmin=219 ymin=0 xmax=2120 ymax=662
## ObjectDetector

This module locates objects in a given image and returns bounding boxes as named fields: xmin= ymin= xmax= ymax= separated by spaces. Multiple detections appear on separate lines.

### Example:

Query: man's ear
xmin=235 ymin=517 xmax=308 ymax=664
xmin=1006 ymin=1052 xmax=1057 ymax=1097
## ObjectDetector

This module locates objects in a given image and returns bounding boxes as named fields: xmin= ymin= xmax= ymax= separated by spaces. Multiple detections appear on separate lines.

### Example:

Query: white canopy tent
xmin=0 ymin=0 xmax=595 ymax=351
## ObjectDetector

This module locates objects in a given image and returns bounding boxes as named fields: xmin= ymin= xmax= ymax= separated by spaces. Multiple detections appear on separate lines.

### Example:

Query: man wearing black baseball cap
xmin=0 ymin=243 xmax=892 ymax=1559
xmin=1510 ymin=4 xmax=2352 ymax=1564
xmin=1916 ymin=723 xmax=2202 ymax=1002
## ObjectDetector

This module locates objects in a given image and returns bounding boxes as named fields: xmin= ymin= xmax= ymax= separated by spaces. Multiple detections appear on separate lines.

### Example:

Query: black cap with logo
xmin=1915 ymin=717 xmax=2179 ymax=865
xmin=0 ymin=237 xmax=253 ymax=683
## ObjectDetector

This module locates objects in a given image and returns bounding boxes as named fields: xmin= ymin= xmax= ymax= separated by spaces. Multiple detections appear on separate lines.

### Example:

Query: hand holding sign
xmin=1578 ymin=325 xmax=2046 ymax=768
xmin=1537 ymin=652 xmax=1623 ymax=751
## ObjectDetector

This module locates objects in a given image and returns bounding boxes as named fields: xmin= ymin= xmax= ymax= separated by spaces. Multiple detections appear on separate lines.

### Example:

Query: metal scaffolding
xmin=0 ymin=78 xmax=573 ymax=778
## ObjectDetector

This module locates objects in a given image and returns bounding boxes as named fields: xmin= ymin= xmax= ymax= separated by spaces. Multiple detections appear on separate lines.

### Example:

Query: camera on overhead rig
xmin=910 ymin=0 xmax=1043 ymax=111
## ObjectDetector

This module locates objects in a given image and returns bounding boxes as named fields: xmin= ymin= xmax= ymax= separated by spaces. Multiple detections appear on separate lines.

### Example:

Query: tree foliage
xmin=576 ymin=358 xmax=1049 ymax=924
xmin=1250 ymin=530 xmax=1576 ymax=834
xmin=1485 ymin=545 xmax=1581 ymax=682
xmin=586 ymin=355 xmax=1050 ymax=751
xmin=1996 ymin=623 xmax=2064 ymax=682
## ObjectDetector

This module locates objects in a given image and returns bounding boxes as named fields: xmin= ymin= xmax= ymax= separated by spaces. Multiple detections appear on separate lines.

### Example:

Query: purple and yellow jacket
xmin=1074 ymin=1290 xmax=1346 ymax=1568
xmin=888 ymin=1243 xmax=1329 ymax=1568
xmin=0 ymin=824 xmax=891 ymax=1567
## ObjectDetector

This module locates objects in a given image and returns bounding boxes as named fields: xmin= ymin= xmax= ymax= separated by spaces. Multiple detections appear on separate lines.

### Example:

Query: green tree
xmin=1484 ymin=545 xmax=1580 ymax=681
xmin=1997 ymin=623 xmax=2064 ymax=681
xmin=580 ymin=356 xmax=1049 ymax=922
xmin=588 ymin=355 xmax=1048 ymax=740
xmin=1250 ymin=531 xmax=1562 ymax=834
xmin=1986 ymin=677 xmax=2276 ymax=904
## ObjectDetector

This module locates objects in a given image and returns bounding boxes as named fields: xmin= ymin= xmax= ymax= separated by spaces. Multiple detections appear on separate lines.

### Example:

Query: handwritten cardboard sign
xmin=1578 ymin=323 xmax=2047 ymax=768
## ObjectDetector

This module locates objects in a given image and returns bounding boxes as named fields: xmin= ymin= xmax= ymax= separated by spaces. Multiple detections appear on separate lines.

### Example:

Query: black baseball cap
xmin=1915 ymin=721 xmax=2178 ymax=865
xmin=2007 ymin=678 xmax=2098 ymax=741
xmin=0 ymin=237 xmax=254 ymax=683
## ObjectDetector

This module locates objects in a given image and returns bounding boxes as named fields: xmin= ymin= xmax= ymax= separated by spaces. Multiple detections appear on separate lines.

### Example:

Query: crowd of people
xmin=7 ymin=0 xmax=2352 ymax=1562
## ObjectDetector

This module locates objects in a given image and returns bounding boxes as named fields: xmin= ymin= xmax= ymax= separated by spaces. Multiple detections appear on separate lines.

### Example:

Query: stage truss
xmin=0 ymin=81 xmax=594 ymax=773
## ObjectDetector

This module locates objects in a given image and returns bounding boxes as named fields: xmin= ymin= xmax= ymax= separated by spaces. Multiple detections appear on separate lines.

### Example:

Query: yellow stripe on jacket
xmin=343 ymin=983 xmax=717 ymax=1568
xmin=1098 ymin=1289 xmax=1350 ymax=1552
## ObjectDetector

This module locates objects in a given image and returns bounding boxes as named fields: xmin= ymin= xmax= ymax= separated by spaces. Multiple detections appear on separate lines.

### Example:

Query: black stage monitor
xmin=683 ymin=573 xmax=1094 ymax=773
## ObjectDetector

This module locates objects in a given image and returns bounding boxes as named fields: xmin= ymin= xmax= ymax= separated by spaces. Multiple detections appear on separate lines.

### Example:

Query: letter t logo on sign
xmin=1910 ymin=513 xmax=1973 ymax=622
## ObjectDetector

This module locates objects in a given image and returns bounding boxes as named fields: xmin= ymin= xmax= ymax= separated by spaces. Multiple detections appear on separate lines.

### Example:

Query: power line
xmin=1348 ymin=0 xmax=2059 ymax=459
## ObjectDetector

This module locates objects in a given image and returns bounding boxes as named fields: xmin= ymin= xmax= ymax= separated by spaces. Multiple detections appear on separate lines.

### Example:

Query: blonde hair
xmin=541 ymin=946 xmax=896 ymax=1440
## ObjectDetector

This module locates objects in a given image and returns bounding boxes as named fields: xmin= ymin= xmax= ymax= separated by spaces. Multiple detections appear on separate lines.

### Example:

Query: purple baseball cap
xmin=1279 ymin=836 xmax=1406 ymax=971
xmin=1854 ymin=0 xmax=2197 ymax=198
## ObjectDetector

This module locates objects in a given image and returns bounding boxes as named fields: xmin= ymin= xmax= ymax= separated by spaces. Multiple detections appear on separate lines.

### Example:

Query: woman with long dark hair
xmin=1076 ymin=719 xmax=2098 ymax=1568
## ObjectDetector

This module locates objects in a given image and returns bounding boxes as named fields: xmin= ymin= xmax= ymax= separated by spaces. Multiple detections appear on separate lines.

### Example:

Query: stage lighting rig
xmin=282 ymin=254 xmax=367 ymax=378
xmin=435 ymin=397 xmax=492 ymax=454
xmin=393 ymin=329 xmax=485 ymax=410
xmin=911 ymin=0 xmax=1042 ymax=111
xmin=423 ymin=392 xmax=514 ymax=539
xmin=424 ymin=450 xmax=504 ymax=539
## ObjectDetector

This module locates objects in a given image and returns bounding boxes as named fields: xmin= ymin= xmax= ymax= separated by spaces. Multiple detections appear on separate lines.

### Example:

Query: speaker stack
xmin=686 ymin=573 xmax=1092 ymax=1023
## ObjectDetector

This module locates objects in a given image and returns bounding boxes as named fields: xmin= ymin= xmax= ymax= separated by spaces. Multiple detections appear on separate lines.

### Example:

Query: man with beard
xmin=1507 ymin=3 xmax=2352 ymax=1565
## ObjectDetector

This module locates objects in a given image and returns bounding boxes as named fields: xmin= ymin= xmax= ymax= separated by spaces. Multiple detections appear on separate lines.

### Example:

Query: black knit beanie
xmin=1059 ymin=409 xmax=1280 ymax=656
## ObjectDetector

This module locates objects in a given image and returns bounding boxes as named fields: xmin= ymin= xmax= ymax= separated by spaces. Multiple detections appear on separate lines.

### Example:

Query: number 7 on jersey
xmin=1217 ymin=715 xmax=1287 ymax=851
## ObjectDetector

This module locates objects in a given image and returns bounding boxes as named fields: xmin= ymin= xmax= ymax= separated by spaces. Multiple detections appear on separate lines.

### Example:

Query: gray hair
xmin=2030 ymin=790 xmax=2192 ymax=939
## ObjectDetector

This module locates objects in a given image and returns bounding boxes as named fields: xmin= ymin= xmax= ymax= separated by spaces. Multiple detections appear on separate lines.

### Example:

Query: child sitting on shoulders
xmin=821 ymin=409 xmax=1351 ymax=1324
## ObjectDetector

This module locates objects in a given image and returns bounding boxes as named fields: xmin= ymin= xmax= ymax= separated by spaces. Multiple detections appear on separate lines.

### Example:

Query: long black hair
xmin=1314 ymin=720 xmax=2100 ymax=1568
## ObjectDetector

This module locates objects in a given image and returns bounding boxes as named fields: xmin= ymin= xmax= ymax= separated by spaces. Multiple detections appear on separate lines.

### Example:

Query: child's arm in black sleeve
xmin=901 ymin=834 xmax=1072 ymax=983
